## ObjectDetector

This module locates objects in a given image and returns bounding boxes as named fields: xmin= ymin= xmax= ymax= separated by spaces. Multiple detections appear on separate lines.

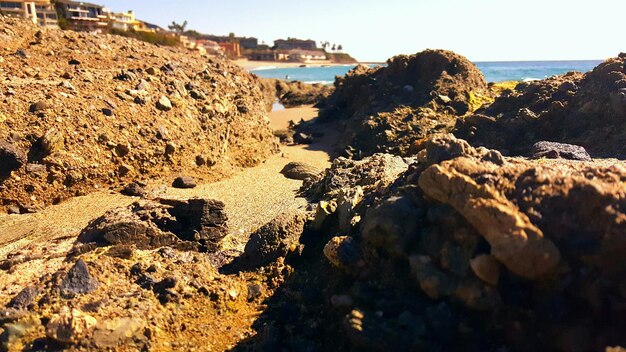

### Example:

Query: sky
xmin=103 ymin=0 xmax=625 ymax=62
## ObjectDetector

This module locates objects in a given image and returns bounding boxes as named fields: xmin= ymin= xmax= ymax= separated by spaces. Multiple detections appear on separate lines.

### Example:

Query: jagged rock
xmin=456 ymin=54 xmax=626 ymax=158
xmin=41 ymin=128 xmax=64 ymax=155
xmin=60 ymin=259 xmax=99 ymax=295
xmin=77 ymin=198 xmax=228 ymax=252
xmin=243 ymin=210 xmax=307 ymax=267
xmin=0 ymin=141 xmax=26 ymax=177
xmin=419 ymin=161 xmax=561 ymax=279
xmin=46 ymin=308 xmax=97 ymax=344
xmin=156 ymin=95 xmax=172 ymax=111
xmin=121 ymin=182 xmax=145 ymax=197
xmin=280 ymin=162 xmax=321 ymax=180
xmin=314 ymin=49 xmax=490 ymax=156
xmin=172 ymin=176 xmax=196 ymax=189
xmin=7 ymin=286 xmax=39 ymax=309
xmin=530 ymin=141 xmax=592 ymax=161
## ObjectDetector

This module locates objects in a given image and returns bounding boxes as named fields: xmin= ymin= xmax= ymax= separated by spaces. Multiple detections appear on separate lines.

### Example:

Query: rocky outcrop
xmin=0 ymin=18 xmax=277 ymax=212
xmin=258 ymin=78 xmax=333 ymax=110
xmin=456 ymin=54 xmax=626 ymax=158
xmin=311 ymin=50 xmax=491 ymax=157
xmin=76 ymin=197 xmax=228 ymax=252
xmin=246 ymin=134 xmax=626 ymax=351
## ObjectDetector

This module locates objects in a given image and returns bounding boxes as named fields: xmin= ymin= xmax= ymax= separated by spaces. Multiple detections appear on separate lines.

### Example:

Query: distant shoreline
xmin=234 ymin=59 xmax=375 ymax=70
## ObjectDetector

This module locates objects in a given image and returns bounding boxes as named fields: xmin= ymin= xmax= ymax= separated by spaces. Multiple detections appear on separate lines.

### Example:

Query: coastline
xmin=234 ymin=58 xmax=359 ymax=70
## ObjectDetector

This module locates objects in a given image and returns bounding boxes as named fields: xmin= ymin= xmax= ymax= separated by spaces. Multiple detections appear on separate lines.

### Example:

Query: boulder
xmin=280 ymin=162 xmax=321 ymax=180
xmin=59 ymin=259 xmax=100 ymax=295
xmin=0 ymin=142 xmax=27 ymax=177
xmin=530 ymin=141 xmax=592 ymax=161
xmin=172 ymin=176 xmax=196 ymax=189
xmin=243 ymin=210 xmax=307 ymax=267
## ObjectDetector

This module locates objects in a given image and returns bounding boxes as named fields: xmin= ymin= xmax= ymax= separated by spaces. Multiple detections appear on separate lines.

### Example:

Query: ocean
xmin=250 ymin=60 xmax=602 ymax=84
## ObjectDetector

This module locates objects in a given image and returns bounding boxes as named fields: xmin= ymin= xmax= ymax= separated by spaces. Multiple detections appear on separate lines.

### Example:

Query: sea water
xmin=250 ymin=60 xmax=602 ymax=84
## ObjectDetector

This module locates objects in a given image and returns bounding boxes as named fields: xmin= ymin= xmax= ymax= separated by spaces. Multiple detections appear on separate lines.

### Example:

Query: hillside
xmin=0 ymin=17 xmax=277 ymax=212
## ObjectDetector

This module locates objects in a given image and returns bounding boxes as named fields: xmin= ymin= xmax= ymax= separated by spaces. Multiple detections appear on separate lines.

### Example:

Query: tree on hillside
xmin=337 ymin=44 xmax=343 ymax=52
xmin=331 ymin=44 xmax=336 ymax=52
xmin=229 ymin=32 xmax=236 ymax=42
xmin=168 ymin=20 xmax=188 ymax=34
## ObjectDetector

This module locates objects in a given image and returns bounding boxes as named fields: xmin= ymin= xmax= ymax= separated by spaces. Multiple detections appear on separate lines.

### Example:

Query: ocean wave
xmin=522 ymin=77 xmax=541 ymax=82
xmin=250 ymin=66 xmax=278 ymax=71
xmin=304 ymin=80 xmax=334 ymax=85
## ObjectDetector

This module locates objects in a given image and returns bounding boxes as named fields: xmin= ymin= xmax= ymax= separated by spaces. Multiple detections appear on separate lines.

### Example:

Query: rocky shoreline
xmin=1 ymin=16 xmax=626 ymax=352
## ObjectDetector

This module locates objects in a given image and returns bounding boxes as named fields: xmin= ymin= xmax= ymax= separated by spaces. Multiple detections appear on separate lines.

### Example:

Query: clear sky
xmin=103 ymin=0 xmax=624 ymax=62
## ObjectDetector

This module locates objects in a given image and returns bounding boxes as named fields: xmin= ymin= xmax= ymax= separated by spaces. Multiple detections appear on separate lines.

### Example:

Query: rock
xmin=92 ymin=317 xmax=144 ymax=348
xmin=190 ymin=90 xmax=206 ymax=100
xmin=26 ymin=163 xmax=46 ymax=174
xmin=0 ymin=308 xmax=27 ymax=325
xmin=293 ymin=132 xmax=313 ymax=144
xmin=156 ymin=95 xmax=172 ymax=111
xmin=77 ymin=204 xmax=179 ymax=250
xmin=105 ymin=245 xmax=134 ymax=259
xmin=247 ymin=284 xmax=263 ymax=301
xmin=419 ymin=162 xmax=561 ymax=279
xmin=243 ymin=210 xmax=307 ymax=267
xmin=164 ymin=142 xmax=176 ymax=157
xmin=59 ymin=259 xmax=99 ymax=295
xmin=0 ymin=141 xmax=27 ymax=177
xmin=41 ymin=128 xmax=64 ymax=155
xmin=361 ymin=196 xmax=420 ymax=258
xmin=172 ymin=176 xmax=196 ymax=189
xmin=46 ymin=308 xmax=97 ymax=344
xmin=121 ymin=182 xmax=145 ymax=197
xmin=102 ymin=107 xmax=114 ymax=116
xmin=280 ymin=162 xmax=321 ymax=180
xmin=530 ymin=141 xmax=592 ymax=161
xmin=7 ymin=286 xmax=39 ymax=309
xmin=310 ymin=200 xmax=337 ymax=230
xmin=469 ymin=255 xmax=500 ymax=286
xmin=77 ymin=198 xmax=228 ymax=252
xmin=323 ymin=236 xmax=357 ymax=268
xmin=29 ymin=100 xmax=48 ymax=113
xmin=68 ymin=59 xmax=80 ymax=65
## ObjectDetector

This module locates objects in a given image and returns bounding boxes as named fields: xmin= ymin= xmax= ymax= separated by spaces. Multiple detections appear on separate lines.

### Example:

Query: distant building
xmin=105 ymin=10 xmax=144 ymax=31
xmin=247 ymin=50 xmax=279 ymax=61
xmin=219 ymin=42 xmax=240 ymax=58
xmin=274 ymin=38 xmax=317 ymax=50
xmin=205 ymin=35 xmax=258 ymax=50
xmin=287 ymin=49 xmax=326 ymax=62
xmin=196 ymin=39 xmax=223 ymax=55
xmin=0 ymin=1 xmax=58 ymax=28
xmin=141 ymin=21 xmax=164 ymax=32
xmin=55 ymin=0 xmax=108 ymax=32
xmin=238 ymin=37 xmax=258 ymax=50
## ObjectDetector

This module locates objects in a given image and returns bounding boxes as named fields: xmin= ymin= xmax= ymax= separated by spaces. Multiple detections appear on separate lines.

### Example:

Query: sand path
xmin=0 ymin=107 xmax=330 ymax=259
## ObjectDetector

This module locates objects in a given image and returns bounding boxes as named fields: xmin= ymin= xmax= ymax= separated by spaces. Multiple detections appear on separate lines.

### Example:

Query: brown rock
xmin=469 ymin=255 xmax=500 ymax=286
xmin=46 ymin=308 xmax=97 ymax=344
xmin=172 ymin=176 xmax=196 ymax=189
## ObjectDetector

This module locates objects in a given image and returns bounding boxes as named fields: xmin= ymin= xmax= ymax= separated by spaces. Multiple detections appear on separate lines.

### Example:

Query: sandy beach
xmin=268 ymin=105 xmax=319 ymax=130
